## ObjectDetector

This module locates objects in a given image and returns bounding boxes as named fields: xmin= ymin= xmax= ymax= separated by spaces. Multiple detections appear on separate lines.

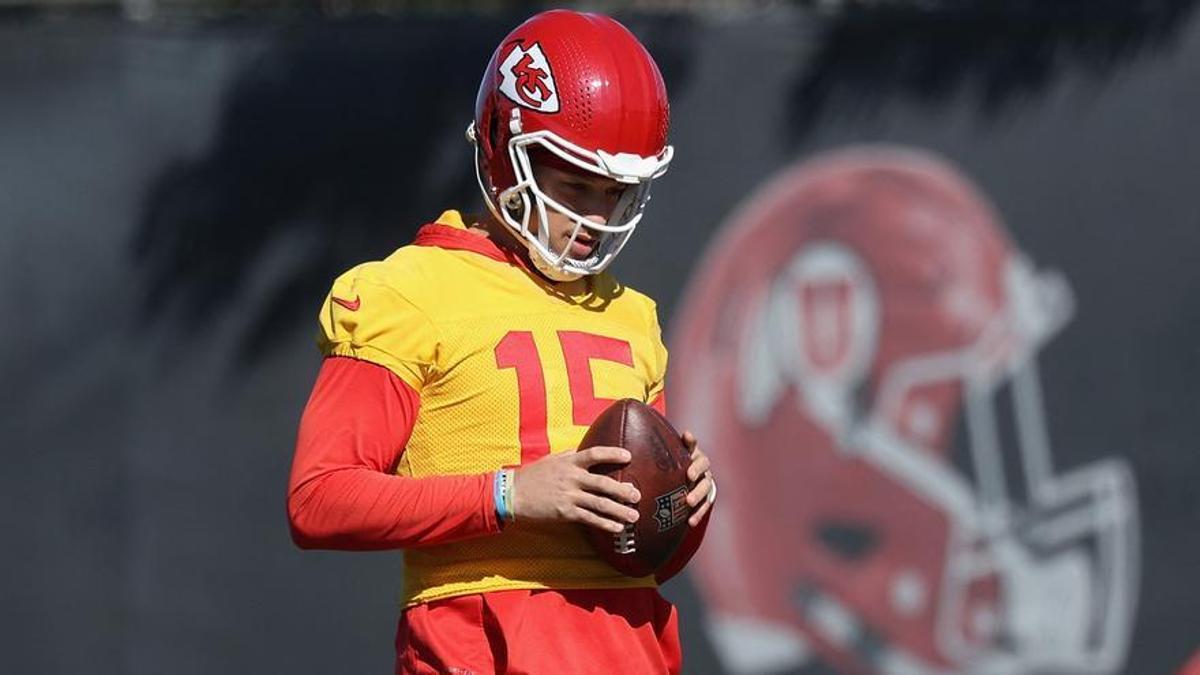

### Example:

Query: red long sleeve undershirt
xmin=287 ymin=356 xmax=709 ymax=583
xmin=288 ymin=356 xmax=500 ymax=550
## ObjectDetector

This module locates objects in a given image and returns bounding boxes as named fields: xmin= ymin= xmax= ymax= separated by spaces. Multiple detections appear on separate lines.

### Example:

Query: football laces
xmin=614 ymin=523 xmax=636 ymax=554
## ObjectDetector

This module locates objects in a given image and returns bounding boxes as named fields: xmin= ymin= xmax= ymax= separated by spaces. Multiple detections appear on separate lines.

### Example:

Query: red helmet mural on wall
xmin=670 ymin=146 xmax=1139 ymax=674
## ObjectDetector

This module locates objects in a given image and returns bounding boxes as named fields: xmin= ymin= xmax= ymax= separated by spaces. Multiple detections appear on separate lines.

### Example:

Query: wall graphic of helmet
xmin=670 ymin=146 xmax=1138 ymax=675
xmin=469 ymin=9 xmax=672 ymax=281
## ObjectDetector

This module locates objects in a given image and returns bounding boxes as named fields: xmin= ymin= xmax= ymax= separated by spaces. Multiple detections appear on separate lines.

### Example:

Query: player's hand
xmin=682 ymin=431 xmax=715 ymax=527
xmin=511 ymin=446 xmax=642 ymax=534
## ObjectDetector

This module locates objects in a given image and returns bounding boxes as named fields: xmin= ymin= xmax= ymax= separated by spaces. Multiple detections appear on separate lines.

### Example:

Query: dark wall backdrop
xmin=2 ymin=5 xmax=1199 ymax=674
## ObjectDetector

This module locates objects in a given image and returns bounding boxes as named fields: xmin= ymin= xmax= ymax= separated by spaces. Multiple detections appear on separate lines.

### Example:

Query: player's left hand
xmin=681 ymin=430 xmax=715 ymax=527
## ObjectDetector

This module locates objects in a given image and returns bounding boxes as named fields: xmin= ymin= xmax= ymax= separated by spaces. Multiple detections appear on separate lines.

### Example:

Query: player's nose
xmin=575 ymin=188 xmax=621 ymax=223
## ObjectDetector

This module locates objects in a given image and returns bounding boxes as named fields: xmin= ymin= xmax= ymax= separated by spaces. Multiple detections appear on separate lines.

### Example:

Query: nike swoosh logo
xmin=332 ymin=295 xmax=361 ymax=311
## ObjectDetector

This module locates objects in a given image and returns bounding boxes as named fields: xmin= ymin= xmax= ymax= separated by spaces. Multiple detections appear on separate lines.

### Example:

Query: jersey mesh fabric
xmin=318 ymin=211 xmax=670 ymax=606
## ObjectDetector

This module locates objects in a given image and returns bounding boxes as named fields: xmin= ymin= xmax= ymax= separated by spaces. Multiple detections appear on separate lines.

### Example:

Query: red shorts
xmin=395 ymin=587 xmax=681 ymax=674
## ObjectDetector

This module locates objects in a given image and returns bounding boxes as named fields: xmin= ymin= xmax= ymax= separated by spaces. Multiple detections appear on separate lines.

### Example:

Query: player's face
xmin=532 ymin=162 xmax=627 ymax=260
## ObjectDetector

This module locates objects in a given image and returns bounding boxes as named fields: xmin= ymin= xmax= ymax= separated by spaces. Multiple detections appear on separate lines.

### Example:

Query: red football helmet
xmin=468 ymin=10 xmax=673 ymax=281
xmin=671 ymin=147 xmax=1138 ymax=674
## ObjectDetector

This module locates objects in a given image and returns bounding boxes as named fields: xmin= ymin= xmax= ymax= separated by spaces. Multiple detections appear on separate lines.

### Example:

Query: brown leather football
xmin=577 ymin=398 xmax=693 ymax=577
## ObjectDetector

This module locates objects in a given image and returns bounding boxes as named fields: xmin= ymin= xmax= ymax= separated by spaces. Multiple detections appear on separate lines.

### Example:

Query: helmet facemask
xmin=470 ymin=115 xmax=672 ymax=282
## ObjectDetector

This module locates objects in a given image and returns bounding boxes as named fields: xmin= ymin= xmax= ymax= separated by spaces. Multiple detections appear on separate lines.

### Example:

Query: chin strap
xmin=528 ymin=245 xmax=585 ymax=282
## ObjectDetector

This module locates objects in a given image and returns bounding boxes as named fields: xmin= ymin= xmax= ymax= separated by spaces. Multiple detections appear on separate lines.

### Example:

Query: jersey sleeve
xmin=645 ymin=300 xmax=670 ymax=404
xmin=317 ymin=264 xmax=440 ymax=392
xmin=287 ymin=356 xmax=502 ymax=550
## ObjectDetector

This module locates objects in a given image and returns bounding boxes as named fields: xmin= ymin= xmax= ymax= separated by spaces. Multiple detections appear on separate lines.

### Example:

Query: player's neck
xmin=469 ymin=213 xmax=584 ymax=288
xmin=471 ymin=214 xmax=535 ymax=270
xmin=469 ymin=213 xmax=522 ymax=256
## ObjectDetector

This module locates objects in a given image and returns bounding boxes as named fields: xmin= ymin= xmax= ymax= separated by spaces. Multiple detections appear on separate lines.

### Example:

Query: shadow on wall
xmin=787 ymin=0 xmax=1199 ymax=137
xmin=132 ymin=18 xmax=504 ymax=365
xmin=131 ymin=3 xmax=1196 ymax=367
xmin=130 ymin=13 xmax=699 ymax=367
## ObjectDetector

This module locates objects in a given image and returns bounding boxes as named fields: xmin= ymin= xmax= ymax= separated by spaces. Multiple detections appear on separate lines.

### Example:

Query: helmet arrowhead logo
xmin=498 ymin=41 xmax=560 ymax=113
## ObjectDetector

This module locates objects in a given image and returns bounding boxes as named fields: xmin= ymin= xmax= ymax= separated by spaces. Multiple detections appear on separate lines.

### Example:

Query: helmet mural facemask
xmin=733 ymin=239 xmax=1137 ymax=673
xmin=773 ymin=250 xmax=1137 ymax=673
xmin=880 ymin=258 xmax=1137 ymax=674
xmin=674 ymin=147 xmax=1140 ymax=675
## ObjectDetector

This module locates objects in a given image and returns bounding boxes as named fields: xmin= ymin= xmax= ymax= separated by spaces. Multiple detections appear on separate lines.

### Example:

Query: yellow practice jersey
xmin=317 ymin=210 xmax=668 ymax=606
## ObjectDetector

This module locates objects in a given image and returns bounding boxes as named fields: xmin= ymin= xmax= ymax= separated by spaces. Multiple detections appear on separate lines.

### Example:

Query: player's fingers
xmin=576 ymin=445 xmax=631 ymax=467
xmin=580 ymin=472 xmax=640 ymax=504
xmin=681 ymin=430 xmax=698 ymax=449
xmin=688 ymin=498 xmax=712 ymax=527
xmin=573 ymin=506 xmax=628 ymax=533
xmin=686 ymin=475 xmax=713 ymax=508
xmin=577 ymin=491 xmax=639 ymax=524
xmin=687 ymin=452 xmax=711 ymax=483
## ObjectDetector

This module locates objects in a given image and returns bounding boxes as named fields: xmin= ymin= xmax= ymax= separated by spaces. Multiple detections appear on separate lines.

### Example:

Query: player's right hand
xmin=511 ymin=446 xmax=641 ymax=533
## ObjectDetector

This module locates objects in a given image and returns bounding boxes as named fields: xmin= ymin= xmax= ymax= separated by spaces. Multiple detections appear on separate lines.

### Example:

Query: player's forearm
xmin=288 ymin=468 xmax=500 ymax=550
xmin=288 ymin=356 xmax=501 ymax=550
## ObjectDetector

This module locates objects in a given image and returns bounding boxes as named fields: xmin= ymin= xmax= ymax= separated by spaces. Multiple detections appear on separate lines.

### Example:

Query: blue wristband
xmin=493 ymin=470 xmax=511 ymax=522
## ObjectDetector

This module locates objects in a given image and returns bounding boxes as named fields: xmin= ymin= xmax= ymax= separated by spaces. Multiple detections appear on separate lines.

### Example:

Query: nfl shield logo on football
xmin=654 ymin=486 xmax=689 ymax=532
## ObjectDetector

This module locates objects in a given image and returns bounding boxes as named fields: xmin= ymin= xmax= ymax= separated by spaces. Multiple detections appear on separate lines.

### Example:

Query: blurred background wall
xmin=2 ymin=1 xmax=1199 ymax=673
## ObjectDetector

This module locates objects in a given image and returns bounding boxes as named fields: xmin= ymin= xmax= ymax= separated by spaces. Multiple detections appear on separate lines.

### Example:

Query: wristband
xmin=503 ymin=469 xmax=515 ymax=520
xmin=493 ymin=469 xmax=515 ymax=522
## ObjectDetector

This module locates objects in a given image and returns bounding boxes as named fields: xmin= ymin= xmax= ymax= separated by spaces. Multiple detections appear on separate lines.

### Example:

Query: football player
xmin=287 ymin=10 xmax=715 ymax=674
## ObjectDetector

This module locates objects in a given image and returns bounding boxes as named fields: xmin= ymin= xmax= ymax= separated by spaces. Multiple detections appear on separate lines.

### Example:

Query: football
xmin=578 ymin=398 xmax=693 ymax=577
